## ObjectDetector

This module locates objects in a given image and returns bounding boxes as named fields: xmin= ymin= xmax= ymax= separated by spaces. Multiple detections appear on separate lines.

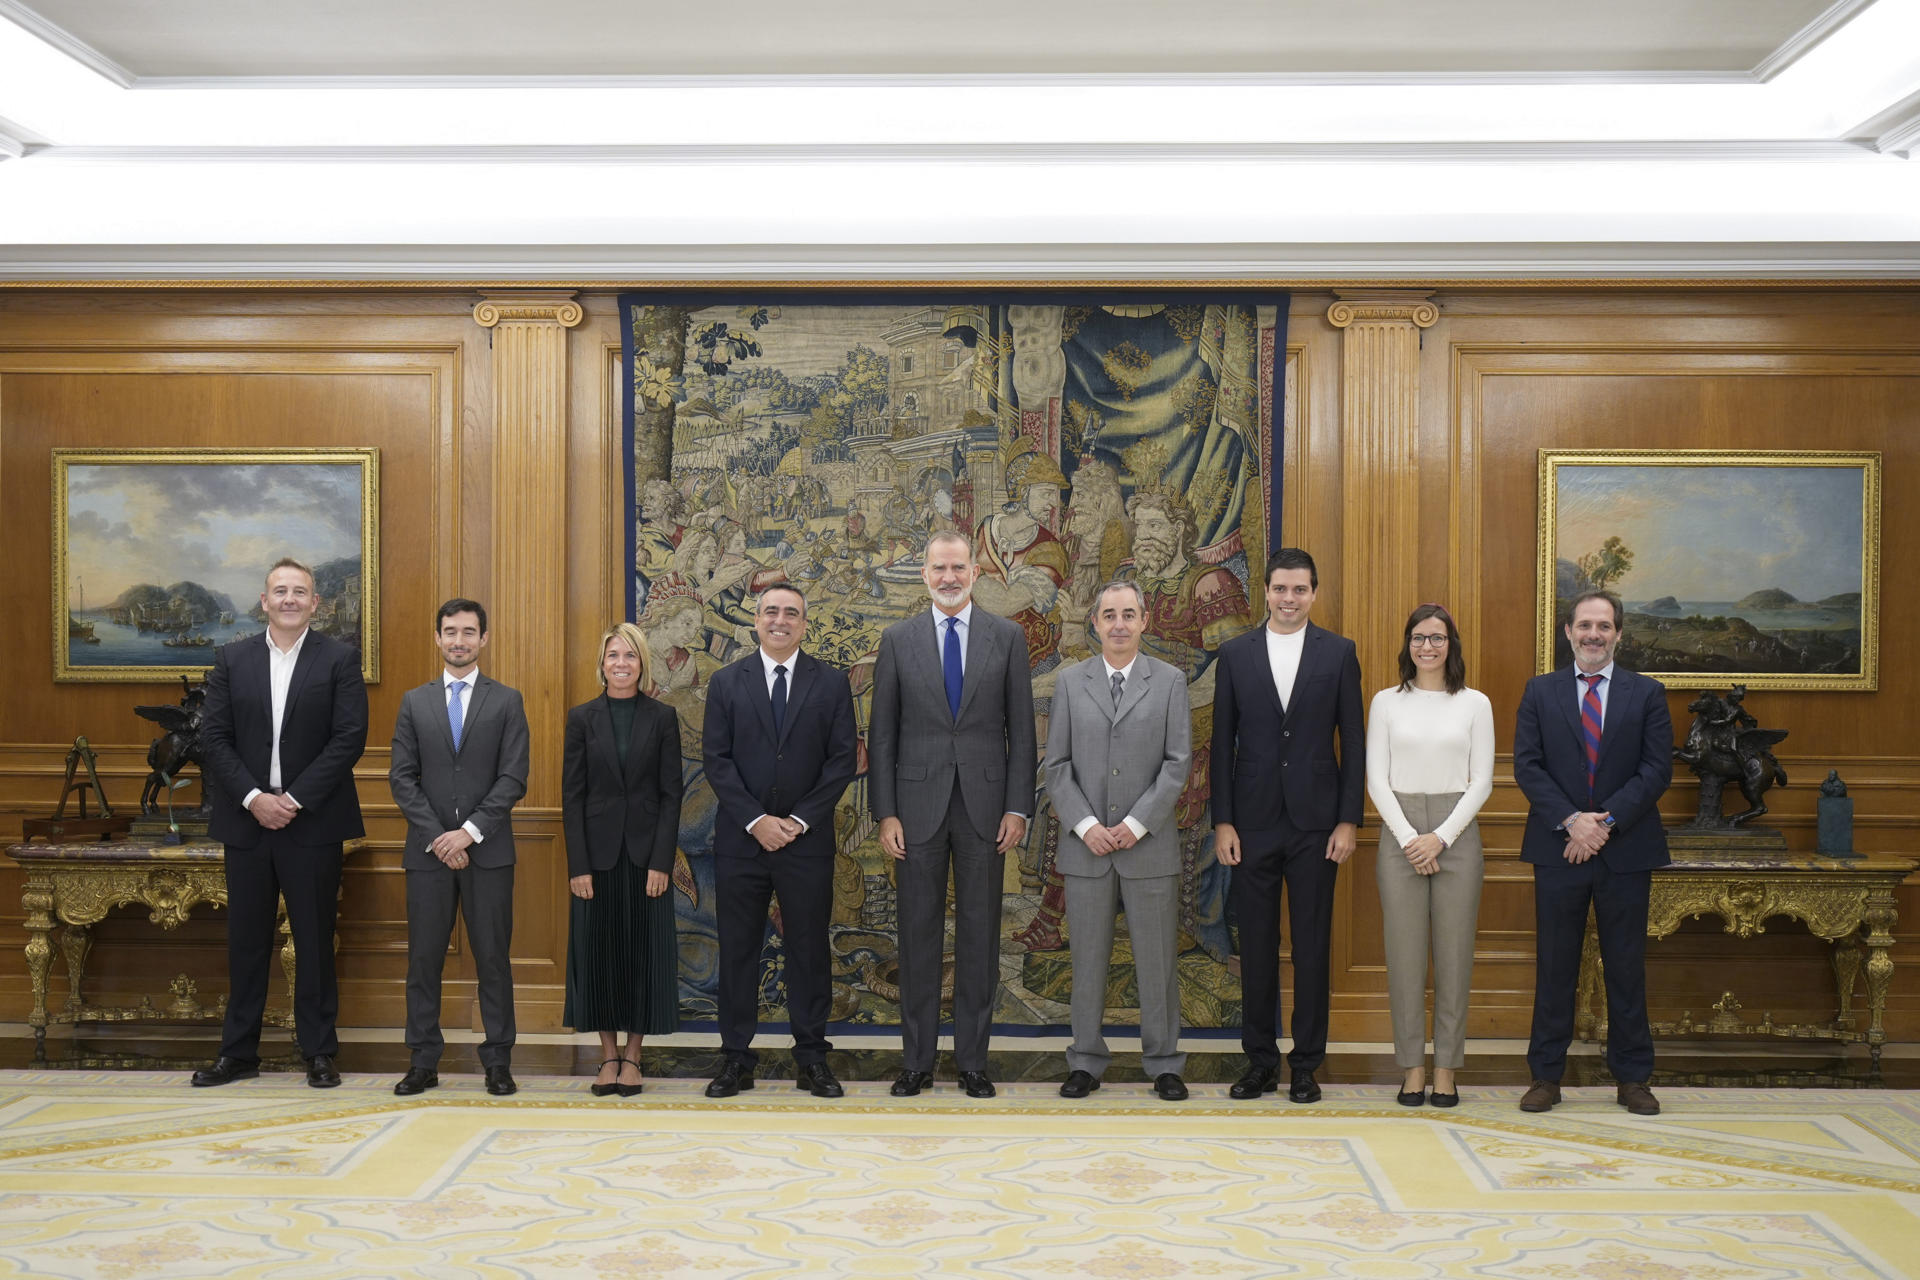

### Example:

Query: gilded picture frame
xmin=1536 ymin=449 xmax=1881 ymax=691
xmin=53 ymin=448 xmax=381 ymax=683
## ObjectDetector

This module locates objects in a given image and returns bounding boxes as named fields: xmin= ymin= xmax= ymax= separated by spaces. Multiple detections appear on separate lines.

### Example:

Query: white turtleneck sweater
xmin=1365 ymin=684 xmax=1495 ymax=849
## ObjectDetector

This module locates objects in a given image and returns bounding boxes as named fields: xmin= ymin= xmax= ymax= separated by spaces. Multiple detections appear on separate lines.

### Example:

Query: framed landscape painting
xmin=1536 ymin=449 xmax=1881 ymax=691
xmin=53 ymin=448 xmax=381 ymax=683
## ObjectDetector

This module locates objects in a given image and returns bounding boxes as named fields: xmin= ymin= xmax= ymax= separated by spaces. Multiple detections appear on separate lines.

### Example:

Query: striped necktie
xmin=1580 ymin=672 xmax=1605 ymax=789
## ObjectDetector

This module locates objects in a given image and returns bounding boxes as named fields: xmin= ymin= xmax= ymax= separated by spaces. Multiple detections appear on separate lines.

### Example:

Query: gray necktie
xmin=1111 ymin=670 xmax=1124 ymax=708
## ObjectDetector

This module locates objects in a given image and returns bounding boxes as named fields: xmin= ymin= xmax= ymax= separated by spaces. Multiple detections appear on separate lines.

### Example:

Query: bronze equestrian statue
xmin=1673 ymin=685 xmax=1787 ymax=827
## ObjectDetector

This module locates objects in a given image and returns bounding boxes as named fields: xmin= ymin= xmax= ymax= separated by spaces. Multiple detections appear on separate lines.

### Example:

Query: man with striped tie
xmin=1512 ymin=589 xmax=1673 ymax=1117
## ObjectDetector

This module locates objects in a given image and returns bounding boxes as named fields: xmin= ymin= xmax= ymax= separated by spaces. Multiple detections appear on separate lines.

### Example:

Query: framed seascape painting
xmin=620 ymin=291 xmax=1290 ymax=1033
xmin=52 ymin=448 xmax=381 ymax=683
xmin=1536 ymin=450 xmax=1881 ymax=691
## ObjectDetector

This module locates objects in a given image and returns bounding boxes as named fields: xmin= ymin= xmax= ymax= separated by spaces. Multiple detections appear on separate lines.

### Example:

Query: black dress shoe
xmin=306 ymin=1054 xmax=341 ymax=1089
xmin=705 ymin=1060 xmax=755 ymax=1099
xmin=1154 ymin=1073 xmax=1189 ymax=1101
xmin=957 ymin=1070 xmax=996 ymax=1099
xmin=190 ymin=1056 xmax=258 ymax=1088
xmin=394 ymin=1067 xmax=439 ymax=1097
xmin=590 ymin=1060 xmax=623 ymax=1098
xmin=616 ymin=1061 xmax=644 ymax=1098
xmin=1229 ymin=1065 xmax=1279 ymax=1100
xmin=1288 ymin=1070 xmax=1322 ymax=1104
xmin=1428 ymin=1091 xmax=1459 ymax=1108
xmin=796 ymin=1062 xmax=844 ymax=1098
xmin=890 ymin=1069 xmax=934 ymax=1097
xmin=485 ymin=1066 xmax=517 ymax=1097
xmin=1397 ymin=1088 xmax=1426 ymax=1107
xmin=1059 ymin=1069 xmax=1100 ymax=1099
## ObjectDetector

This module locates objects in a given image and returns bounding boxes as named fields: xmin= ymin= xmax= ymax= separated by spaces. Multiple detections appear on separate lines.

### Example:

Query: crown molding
xmin=0 ymin=115 xmax=34 ymax=160
xmin=1751 ymin=0 xmax=1877 ymax=82
xmin=27 ymin=140 xmax=1885 ymax=167
xmin=1851 ymin=87 xmax=1920 ymax=157
xmin=2 ymin=242 xmax=1918 ymax=284
xmin=0 ymin=0 xmax=133 ymax=87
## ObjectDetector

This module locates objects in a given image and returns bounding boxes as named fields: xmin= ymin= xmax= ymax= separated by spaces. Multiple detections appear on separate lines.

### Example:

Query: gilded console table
xmin=1578 ymin=854 xmax=1913 ymax=1067
xmin=5 ymin=839 xmax=295 ymax=1054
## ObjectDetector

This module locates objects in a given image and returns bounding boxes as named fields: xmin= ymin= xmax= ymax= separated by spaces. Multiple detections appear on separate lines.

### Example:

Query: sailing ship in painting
xmin=66 ymin=558 xmax=364 ymax=667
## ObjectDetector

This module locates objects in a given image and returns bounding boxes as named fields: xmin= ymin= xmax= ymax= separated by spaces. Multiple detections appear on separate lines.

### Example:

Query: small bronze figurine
xmin=1674 ymin=684 xmax=1788 ymax=828
xmin=133 ymin=675 xmax=209 ymax=819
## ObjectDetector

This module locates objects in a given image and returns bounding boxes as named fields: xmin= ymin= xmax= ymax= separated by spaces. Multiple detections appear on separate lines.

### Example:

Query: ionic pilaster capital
xmin=473 ymin=292 xmax=584 ymax=329
xmin=1327 ymin=291 xmax=1438 ymax=330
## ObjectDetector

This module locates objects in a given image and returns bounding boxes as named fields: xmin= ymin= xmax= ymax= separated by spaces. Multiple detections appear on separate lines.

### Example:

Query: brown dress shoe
xmin=1616 ymin=1082 xmax=1661 ymax=1115
xmin=1519 ymin=1079 xmax=1561 ymax=1112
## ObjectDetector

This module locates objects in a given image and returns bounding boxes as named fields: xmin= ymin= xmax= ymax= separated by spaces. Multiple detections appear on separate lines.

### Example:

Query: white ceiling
xmin=1 ymin=0 xmax=1919 ymax=280
xmin=7 ymin=0 xmax=1857 ymax=80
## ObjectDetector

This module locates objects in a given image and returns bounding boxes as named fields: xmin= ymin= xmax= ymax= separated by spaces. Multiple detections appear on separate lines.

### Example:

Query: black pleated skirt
xmin=563 ymin=854 xmax=679 ymax=1035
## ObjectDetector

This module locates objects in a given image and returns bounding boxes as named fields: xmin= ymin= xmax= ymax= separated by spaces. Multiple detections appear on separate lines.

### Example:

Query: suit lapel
xmin=1082 ymin=658 xmax=1116 ymax=723
xmin=457 ymin=673 xmax=494 ymax=755
xmin=590 ymin=694 xmax=627 ymax=781
xmin=1113 ymin=657 xmax=1152 ymax=724
xmin=736 ymin=654 xmax=777 ymax=744
xmin=1243 ymin=627 xmax=1286 ymax=724
xmin=1556 ymin=667 xmax=1587 ymax=757
xmin=1278 ymin=625 xmax=1318 ymax=726
xmin=907 ymin=611 xmax=951 ymax=721
xmin=1595 ymin=667 xmax=1629 ymax=765
xmin=283 ymin=631 xmax=323 ymax=717
xmin=779 ymin=652 xmax=816 ymax=747
xmin=955 ymin=611 xmax=995 ymax=722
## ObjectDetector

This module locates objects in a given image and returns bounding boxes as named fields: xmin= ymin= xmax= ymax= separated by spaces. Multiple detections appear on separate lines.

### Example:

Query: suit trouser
xmin=1064 ymin=869 xmax=1186 ymax=1078
xmin=897 ymin=789 xmax=1003 ymax=1072
xmin=716 ymin=848 xmax=834 ymax=1068
xmin=1231 ymin=816 xmax=1337 ymax=1072
xmin=219 ymin=828 xmax=342 ymax=1062
xmin=1375 ymin=792 xmax=1484 ymax=1069
xmin=1528 ymin=855 xmax=1654 ymax=1083
xmin=404 ymin=861 xmax=517 ymax=1070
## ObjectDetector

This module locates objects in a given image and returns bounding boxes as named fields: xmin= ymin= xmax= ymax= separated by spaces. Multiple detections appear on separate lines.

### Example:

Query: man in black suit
xmin=193 ymin=558 xmax=368 ymax=1088
xmin=1211 ymin=547 xmax=1363 ymax=1104
xmin=388 ymin=598 xmax=530 ymax=1099
xmin=1513 ymin=589 xmax=1672 ymax=1116
xmin=701 ymin=584 xmax=859 ymax=1099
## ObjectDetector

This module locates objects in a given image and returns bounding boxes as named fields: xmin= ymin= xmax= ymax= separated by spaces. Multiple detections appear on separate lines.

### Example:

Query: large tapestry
xmin=620 ymin=294 xmax=1288 ymax=1033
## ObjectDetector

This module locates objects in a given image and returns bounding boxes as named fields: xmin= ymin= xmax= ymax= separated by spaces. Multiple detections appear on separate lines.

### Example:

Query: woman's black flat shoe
xmin=1429 ymin=1091 xmax=1460 ymax=1108
xmin=590 ymin=1059 xmax=623 ymax=1097
xmin=1397 ymin=1088 xmax=1426 ymax=1106
xmin=616 ymin=1061 xmax=644 ymax=1097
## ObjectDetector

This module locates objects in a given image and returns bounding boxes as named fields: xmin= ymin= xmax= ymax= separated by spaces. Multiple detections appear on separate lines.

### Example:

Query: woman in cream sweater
xmin=1366 ymin=604 xmax=1494 ymax=1107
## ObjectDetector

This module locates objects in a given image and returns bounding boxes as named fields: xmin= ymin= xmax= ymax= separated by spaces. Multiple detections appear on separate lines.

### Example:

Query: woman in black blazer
xmin=562 ymin=621 xmax=683 ymax=1096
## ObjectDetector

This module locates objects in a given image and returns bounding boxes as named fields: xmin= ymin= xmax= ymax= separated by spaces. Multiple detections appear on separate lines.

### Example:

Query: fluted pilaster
xmin=1328 ymin=291 xmax=1437 ymax=695
xmin=475 ymin=292 xmax=582 ymax=808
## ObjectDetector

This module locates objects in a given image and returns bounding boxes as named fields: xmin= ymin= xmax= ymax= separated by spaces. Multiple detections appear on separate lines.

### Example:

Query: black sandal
xmin=616 ymin=1058 xmax=645 ymax=1098
xmin=590 ymin=1059 xmax=624 ymax=1097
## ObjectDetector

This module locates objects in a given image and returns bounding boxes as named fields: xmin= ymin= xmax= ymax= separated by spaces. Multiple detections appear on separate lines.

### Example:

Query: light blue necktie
xmin=448 ymin=679 xmax=466 ymax=750
xmin=943 ymin=616 xmax=963 ymax=719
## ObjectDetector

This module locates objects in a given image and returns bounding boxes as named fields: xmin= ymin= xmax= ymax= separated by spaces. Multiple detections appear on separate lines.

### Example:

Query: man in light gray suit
xmin=1045 ymin=580 xmax=1194 ymax=1101
xmin=870 ymin=530 xmax=1037 ymax=1098
xmin=388 ymin=598 xmax=530 ymax=1098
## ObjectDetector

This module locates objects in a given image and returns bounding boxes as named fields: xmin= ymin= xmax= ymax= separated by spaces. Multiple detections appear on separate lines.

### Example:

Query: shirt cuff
xmin=284 ymin=793 xmax=300 ymax=810
xmin=242 ymin=788 xmax=262 ymax=810
xmin=1122 ymin=816 xmax=1148 ymax=840
xmin=1072 ymin=816 xmax=1098 ymax=838
xmin=748 ymin=815 xmax=769 ymax=834
xmin=1005 ymin=811 xmax=1028 ymax=820
xmin=463 ymin=821 xmax=484 ymax=843
xmin=792 ymin=816 xmax=809 ymax=834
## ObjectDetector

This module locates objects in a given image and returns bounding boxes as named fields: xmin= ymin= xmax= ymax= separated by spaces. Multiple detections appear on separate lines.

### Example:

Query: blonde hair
xmin=595 ymin=620 xmax=654 ymax=692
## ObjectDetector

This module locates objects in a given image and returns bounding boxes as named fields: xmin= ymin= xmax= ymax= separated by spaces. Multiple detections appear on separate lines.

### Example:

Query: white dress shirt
xmin=242 ymin=627 xmax=309 ymax=812
xmin=930 ymin=601 xmax=973 ymax=672
xmin=1265 ymin=624 xmax=1306 ymax=712
xmin=1573 ymin=660 xmax=1615 ymax=720
xmin=748 ymin=647 xmax=808 ymax=836
xmin=1070 ymin=655 xmax=1150 ymax=843
xmin=442 ymin=669 xmax=486 ymax=844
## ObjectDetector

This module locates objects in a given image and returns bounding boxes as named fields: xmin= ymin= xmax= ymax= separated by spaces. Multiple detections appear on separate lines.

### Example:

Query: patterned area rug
xmin=0 ymin=1071 xmax=1916 ymax=1278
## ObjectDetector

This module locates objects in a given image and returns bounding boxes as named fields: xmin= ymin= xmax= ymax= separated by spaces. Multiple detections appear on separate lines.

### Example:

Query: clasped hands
xmin=430 ymin=828 xmax=475 ymax=869
xmin=1080 ymin=823 xmax=1138 ymax=856
xmin=245 ymin=791 xmax=298 ymax=831
xmin=749 ymin=814 xmax=806 ymax=852
xmin=878 ymin=812 xmax=1027 ymax=859
xmin=1562 ymin=810 xmax=1613 ymax=863
xmin=1213 ymin=821 xmax=1356 ymax=867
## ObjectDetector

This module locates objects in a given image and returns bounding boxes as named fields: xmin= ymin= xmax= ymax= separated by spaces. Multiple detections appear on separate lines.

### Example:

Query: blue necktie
xmin=943 ymin=616 xmax=963 ymax=719
xmin=771 ymin=663 xmax=788 ymax=740
xmin=448 ymin=679 xmax=466 ymax=750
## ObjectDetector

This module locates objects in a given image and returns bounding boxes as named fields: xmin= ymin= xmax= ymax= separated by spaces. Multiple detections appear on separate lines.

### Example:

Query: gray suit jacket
xmin=868 ymin=606 xmax=1037 ymax=842
xmin=1044 ymin=654 xmax=1192 ymax=879
xmin=389 ymin=671 xmax=531 ymax=871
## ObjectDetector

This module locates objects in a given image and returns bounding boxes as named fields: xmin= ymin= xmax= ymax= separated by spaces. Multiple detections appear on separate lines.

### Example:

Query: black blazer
xmin=1513 ymin=664 xmax=1673 ymax=872
xmin=1209 ymin=621 xmax=1364 ymax=834
xmin=561 ymin=692 xmax=682 ymax=877
xmin=702 ymin=650 xmax=858 ymax=861
xmin=200 ymin=629 xmax=368 ymax=849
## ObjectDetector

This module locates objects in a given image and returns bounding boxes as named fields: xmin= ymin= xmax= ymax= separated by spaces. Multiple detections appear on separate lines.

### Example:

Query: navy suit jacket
xmin=200 ymin=629 xmax=368 ymax=849
xmin=1512 ymin=664 xmax=1673 ymax=871
xmin=1210 ymin=621 xmax=1364 ymax=834
xmin=702 ymin=650 xmax=858 ymax=860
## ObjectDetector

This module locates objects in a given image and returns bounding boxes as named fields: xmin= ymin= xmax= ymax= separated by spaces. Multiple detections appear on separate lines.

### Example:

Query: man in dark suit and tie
xmin=870 ymin=530 xmax=1036 ymax=1098
xmin=388 ymin=598 xmax=530 ymax=1099
xmin=1211 ymin=547 xmax=1363 ymax=1104
xmin=701 ymin=584 xmax=859 ymax=1099
xmin=192 ymin=558 xmax=368 ymax=1088
xmin=1513 ymin=589 xmax=1672 ymax=1116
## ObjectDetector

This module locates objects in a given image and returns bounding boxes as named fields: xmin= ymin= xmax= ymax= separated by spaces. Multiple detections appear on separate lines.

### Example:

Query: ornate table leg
xmin=1831 ymin=929 xmax=1864 ymax=1027
xmin=1575 ymin=907 xmax=1603 ymax=1040
xmin=276 ymin=895 xmax=297 ymax=1037
xmin=59 ymin=924 xmax=93 ymax=1016
xmin=1862 ymin=887 xmax=1897 ymax=1070
xmin=21 ymin=876 xmax=55 ymax=1056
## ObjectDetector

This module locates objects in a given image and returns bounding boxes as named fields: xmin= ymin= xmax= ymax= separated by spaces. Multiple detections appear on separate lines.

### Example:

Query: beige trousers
xmin=1376 ymin=790 xmax=1484 ymax=1069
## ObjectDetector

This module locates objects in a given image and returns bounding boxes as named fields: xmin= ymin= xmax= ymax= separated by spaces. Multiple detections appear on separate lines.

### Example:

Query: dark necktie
xmin=448 ymin=679 xmax=466 ymax=750
xmin=1580 ymin=672 xmax=1605 ymax=789
xmin=771 ymin=663 xmax=788 ymax=739
xmin=943 ymin=616 xmax=963 ymax=719
xmin=1111 ymin=670 xmax=1125 ymax=708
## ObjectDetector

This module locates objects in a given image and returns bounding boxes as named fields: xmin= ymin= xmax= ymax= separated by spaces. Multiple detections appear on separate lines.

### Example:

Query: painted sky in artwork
xmin=1557 ymin=465 xmax=1863 ymax=602
xmin=66 ymin=463 xmax=362 ymax=605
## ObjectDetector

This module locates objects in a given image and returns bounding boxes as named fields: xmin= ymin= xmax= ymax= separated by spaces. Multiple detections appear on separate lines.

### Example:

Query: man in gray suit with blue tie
xmin=1045 ymin=580 xmax=1194 ymax=1100
xmin=870 ymin=530 xmax=1036 ymax=1098
xmin=388 ymin=598 xmax=531 ymax=1098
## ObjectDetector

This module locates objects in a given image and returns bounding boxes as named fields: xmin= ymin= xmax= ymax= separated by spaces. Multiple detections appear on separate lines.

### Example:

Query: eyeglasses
xmin=1409 ymin=634 xmax=1449 ymax=648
